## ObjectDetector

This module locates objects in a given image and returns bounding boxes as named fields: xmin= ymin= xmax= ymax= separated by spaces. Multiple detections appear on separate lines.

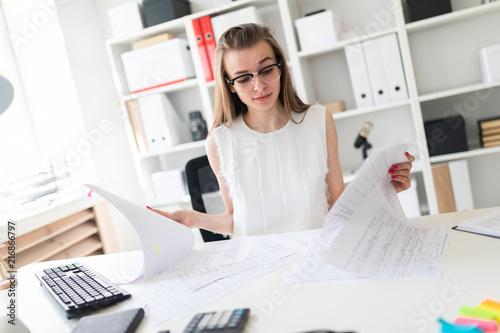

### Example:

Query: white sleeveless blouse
xmin=211 ymin=104 xmax=329 ymax=237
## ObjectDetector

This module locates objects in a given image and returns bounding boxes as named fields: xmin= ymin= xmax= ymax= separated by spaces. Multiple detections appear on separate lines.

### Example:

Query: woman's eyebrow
xmin=232 ymin=56 xmax=274 ymax=76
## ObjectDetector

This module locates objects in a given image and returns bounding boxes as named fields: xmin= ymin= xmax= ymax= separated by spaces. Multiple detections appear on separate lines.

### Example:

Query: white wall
xmin=56 ymin=0 xmax=143 ymax=252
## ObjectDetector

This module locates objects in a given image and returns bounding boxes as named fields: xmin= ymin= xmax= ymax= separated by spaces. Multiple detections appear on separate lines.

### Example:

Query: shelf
xmin=206 ymin=81 xmax=216 ymax=89
xmin=190 ymin=0 xmax=276 ymax=20
xmin=123 ymin=78 xmax=200 ymax=101
xmin=104 ymin=0 xmax=500 ymax=217
xmin=138 ymin=140 xmax=207 ymax=159
xmin=297 ymin=27 xmax=397 ymax=59
xmin=418 ymin=81 xmax=500 ymax=103
xmin=14 ymin=209 xmax=95 ymax=253
xmin=107 ymin=16 xmax=187 ymax=47
xmin=15 ymin=221 xmax=99 ymax=268
xmin=0 ymin=201 xmax=117 ymax=269
xmin=45 ymin=235 xmax=102 ymax=262
xmin=106 ymin=0 xmax=278 ymax=47
xmin=429 ymin=145 xmax=500 ymax=164
xmin=406 ymin=2 xmax=500 ymax=33
xmin=333 ymin=100 xmax=411 ymax=121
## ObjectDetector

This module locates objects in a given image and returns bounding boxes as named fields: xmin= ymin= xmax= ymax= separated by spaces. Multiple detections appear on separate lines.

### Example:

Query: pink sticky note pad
xmin=454 ymin=316 xmax=498 ymax=332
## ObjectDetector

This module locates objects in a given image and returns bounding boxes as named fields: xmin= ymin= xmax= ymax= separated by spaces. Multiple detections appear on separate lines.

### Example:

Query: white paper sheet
xmin=322 ymin=142 xmax=451 ymax=278
xmin=285 ymin=221 xmax=363 ymax=285
xmin=327 ymin=189 xmax=450 ymax=278
xmin=454 ymin=208 xmax=500 ymax=238
xmin=120 ymin=232 xmax=308 ymax=325
xmin=86 ymin=185 xmax=195 ymax=281
xmin=166 ymin=236 xmax=256 ymax=272
xmin=172 ymin=233 xmax=308 ymax=291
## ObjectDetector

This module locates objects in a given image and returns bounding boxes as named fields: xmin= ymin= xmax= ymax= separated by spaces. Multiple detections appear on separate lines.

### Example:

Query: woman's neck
xmin=243 ymin=103 xmax=288 ymax=133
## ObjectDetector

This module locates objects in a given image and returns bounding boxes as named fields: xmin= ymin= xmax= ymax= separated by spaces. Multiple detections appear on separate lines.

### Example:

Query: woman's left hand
xmin=389 ymin=152 xmax=415 ymax=193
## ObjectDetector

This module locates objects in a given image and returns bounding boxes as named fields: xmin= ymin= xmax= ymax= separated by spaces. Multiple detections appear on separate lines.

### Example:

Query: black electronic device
xmin=424 ymin=115 xmax=468 ymax=156
xmin=142 ymin=0 xmax=191 ymax=27
xmin=35 ymin=262 xmax=131 ymax=319
xmin=406 ymin=0 xmax=452 ymax=22
xmin=183 ymin=308 xmax=250 ymax=333
xmin=71 ymin=308 xmax=144 ymax=333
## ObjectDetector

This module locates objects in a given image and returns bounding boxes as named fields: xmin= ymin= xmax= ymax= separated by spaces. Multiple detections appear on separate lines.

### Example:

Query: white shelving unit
xmin=105 ymin=0 xmax=500 ymax=214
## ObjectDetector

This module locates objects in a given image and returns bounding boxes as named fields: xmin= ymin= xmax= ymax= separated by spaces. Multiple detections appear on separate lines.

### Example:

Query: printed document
xmin=285 ymin=220 xmax=363 ymax=285
xmin=120 ymin=232 xmax=310 ymax=325
xmin=322 ymin=142 xmax=451 ymax=278
xmin=86 ymin=185 xmax=196 ymax=281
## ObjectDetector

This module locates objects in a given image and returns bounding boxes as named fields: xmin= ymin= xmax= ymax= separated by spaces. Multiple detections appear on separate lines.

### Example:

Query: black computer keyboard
xmin=35 ymin=262 xmax=131 ymax=318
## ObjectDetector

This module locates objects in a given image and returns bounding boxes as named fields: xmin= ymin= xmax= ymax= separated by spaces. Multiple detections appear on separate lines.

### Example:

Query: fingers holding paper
xmin=147 ymin=206 xmax=235 ymax=235
xmin=147 ymin=207 xmax=198 ymax=229
xmin=389 ymin=151 xmax=415 ymax=193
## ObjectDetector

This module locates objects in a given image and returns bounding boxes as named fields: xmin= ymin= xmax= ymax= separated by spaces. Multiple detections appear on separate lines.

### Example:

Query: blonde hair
xmin=211 ymin=23 xmax=309 ymax=132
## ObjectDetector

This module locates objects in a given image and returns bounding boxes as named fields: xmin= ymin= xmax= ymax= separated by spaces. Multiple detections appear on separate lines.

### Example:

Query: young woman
xmin=151 ymin=23 xmax=415 ymax=237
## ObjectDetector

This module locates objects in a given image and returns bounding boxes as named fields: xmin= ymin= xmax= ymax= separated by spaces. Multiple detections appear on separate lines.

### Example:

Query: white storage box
xmin=295 ymin=10 xmax=343 ymax=52
xmin=479 ymin=44 xmax=500 ymax=83
xmin=151 ymin=169 xmax=188 ymax=203
xmin=108 ymin=2 xmax=144 ymax=38
xmin=137 ymin=93 xmax=191 ymax=152
xmin=211 ymin=6 xmax=263 ymax=42
xmin=121 ymin=38 xmax=195 ymax=94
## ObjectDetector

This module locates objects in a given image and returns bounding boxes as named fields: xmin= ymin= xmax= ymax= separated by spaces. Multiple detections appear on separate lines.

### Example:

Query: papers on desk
xmin=288 ymin=139 xmax=451 ymax=283
xmin=323 ymin=140 xmax=451 ymax=279
xmin=285 ymin=220 xmax=363 ymax=285
xmin=453 ymin=209 xmax=500 ymax=238
xmin=120 ymin=232 xmax=311 ymax=326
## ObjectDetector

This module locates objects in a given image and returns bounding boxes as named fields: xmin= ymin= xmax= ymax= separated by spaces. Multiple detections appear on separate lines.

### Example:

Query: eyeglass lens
xmin=233 ymin=64 xmax=281 ymax=92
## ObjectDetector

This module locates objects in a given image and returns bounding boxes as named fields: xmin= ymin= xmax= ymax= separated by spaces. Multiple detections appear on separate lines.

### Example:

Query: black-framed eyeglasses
xmin=226 ymin=62 xmax=282 ymax=92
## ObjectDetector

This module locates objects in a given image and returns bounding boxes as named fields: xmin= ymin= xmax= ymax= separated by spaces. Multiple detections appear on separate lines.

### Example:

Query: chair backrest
xmin=185 ymin=155 xmax=229 ymax=242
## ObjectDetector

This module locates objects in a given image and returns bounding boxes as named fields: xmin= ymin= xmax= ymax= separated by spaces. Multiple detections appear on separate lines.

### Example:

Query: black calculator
xmin=183 ymin=308 xmax=250 ymax=333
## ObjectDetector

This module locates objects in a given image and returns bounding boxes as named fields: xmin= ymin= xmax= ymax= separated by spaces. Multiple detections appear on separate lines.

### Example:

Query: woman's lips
xmin=253 ymin=93 xmax=271 ymax=102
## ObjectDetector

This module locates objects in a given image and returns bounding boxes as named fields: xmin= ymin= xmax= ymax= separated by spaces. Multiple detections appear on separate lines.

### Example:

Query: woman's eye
xmin=237 ymin=76 xmax=250 ymax=84
xmin=261 ymin=68 xmax=273 ymax=75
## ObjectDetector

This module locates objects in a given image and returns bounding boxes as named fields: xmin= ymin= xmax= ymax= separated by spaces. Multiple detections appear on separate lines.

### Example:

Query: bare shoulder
xmin=205 ymin=134 xmax=221 ymax=173
xmin=324 ymin=109 xmax=337 ymax=133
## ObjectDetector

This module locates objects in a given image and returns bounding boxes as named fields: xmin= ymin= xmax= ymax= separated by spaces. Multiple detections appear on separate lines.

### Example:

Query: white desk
xmin=7 ymin=208 xmax=500 ymax=333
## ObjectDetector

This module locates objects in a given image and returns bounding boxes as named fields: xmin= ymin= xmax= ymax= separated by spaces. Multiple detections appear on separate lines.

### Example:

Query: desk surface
xmin=7 ymin=208 xmax=500 ymax=333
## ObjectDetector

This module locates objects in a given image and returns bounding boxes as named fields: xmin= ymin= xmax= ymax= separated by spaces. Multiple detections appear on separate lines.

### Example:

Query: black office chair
xmin=185 ymin=155 xmax=230 ymax=242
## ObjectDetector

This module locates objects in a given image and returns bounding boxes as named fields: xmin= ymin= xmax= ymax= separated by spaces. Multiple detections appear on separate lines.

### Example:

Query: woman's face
xmin=223 ymin=40 xmax=281 ymax=114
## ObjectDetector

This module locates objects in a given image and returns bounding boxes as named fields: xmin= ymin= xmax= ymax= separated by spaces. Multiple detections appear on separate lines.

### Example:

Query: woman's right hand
xmin=147 ymin=206 xmax=234 ymax=235
xmin=147 ymin=207 xmax=199 ymax=229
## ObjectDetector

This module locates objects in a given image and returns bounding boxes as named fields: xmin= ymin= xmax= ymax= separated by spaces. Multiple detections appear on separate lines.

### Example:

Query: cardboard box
xmin=479 ymin=44 xmax=500 ymax=83
xmin=432 ymin=163 xmax=456 ymax=214
xmin=324 ymin=100 xmax=346 ymax=114
xmin=108 ymin=2 xmax=143 ymax=38
xmin=151 ymin=169 xmax=188 ymax=203
xmin=121 ymin=38 xmax=195 ymax=94
xmin=295 ymin=10 xmax=343 ymax=52
xmin=133 ymin=33 xmax=177 ymax=49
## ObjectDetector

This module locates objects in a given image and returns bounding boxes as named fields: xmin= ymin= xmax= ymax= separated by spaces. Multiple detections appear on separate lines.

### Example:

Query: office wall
xmin=56 ymin=0 xmax=143 ymax=252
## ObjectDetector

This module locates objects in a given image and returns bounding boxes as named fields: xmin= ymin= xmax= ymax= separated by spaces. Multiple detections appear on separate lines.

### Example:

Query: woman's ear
xmin=227 ymin=81 xmax=236 ymax=93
